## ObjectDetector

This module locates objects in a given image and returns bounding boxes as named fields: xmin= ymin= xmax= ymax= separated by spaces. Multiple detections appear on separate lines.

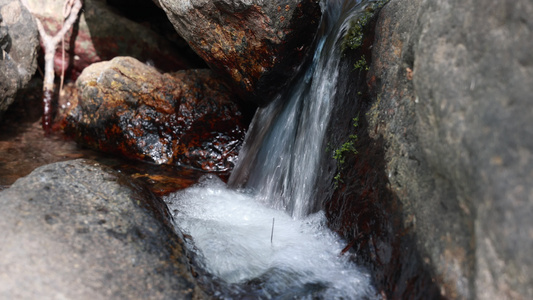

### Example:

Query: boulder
xmin=158 ymin=0 xmax=322 ymax=106
xmin=0 ymin=78 xmax=209 ymax=196
xmin=0 ymin=0 xmax=39 ymax=119
xmin=23 ymin=0 xmax=194 ymax=80
xmin=329 ymin=0 xmax=533 ymax=298
xmin=0 ymin=159 xmax=205 ymax=299
xmin=64 ymin=56 xmax=245 ymax=172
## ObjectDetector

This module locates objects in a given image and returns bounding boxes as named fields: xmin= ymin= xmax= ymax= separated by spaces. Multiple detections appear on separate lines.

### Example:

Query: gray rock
xmin=361 ymin=0 xmax=533 ymax=298
xmin=0 ymin=159 xmax=205 ymax=299
xmin=157 ymin=0 xmax=321 ymax=106
xmin=0 ymin=0 xmax=39 ymax=119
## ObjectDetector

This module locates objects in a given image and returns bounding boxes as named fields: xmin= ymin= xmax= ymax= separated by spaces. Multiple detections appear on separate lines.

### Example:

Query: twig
xmin=22 ymin=0 xmax=83 ymax=134
xmin=339 ymin=232 xmax=363 ymax=256
xmin=59 ymin=0 xmax=76 ymax=102
xmin=59 ymin=9 xmax=66 ymax=103
xmin=271 ymin=217 xmax=275 ymax=245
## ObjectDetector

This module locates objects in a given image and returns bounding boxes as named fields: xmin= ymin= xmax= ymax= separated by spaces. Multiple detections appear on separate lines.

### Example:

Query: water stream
xmin=164 ymin=0 xmax=381 ymax=298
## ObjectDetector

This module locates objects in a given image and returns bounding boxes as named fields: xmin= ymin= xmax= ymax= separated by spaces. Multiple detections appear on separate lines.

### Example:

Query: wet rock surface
xmin=0 ymin=159 xmax=205 ymax=299
xmin=0 ymin=0 xmax=39 ymax=119
xmin=327 ymin=0 xmax=533 ymax=298
xmin=158 ymin=0 xmax=322 ymax=106
xmin=64 ymin=56 xmax=246 ymax=172
xmin=0 ymin=77 xmax=211 ymax=196
xmin=23 ymin=0 xmax=196 ymax=80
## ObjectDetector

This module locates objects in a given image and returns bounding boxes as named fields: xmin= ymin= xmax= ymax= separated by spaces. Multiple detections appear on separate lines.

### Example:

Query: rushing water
xmin=164 ymin=0 xmax=381 ymax=298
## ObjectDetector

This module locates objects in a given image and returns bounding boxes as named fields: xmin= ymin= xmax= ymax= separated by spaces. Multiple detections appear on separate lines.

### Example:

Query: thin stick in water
xmin=271 ymin=217 xmax=275 ymax=245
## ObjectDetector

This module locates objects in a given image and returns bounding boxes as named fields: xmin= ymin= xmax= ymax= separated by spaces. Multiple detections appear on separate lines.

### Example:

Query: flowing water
xmin=164 ymin=0 xmax=381 ymax=298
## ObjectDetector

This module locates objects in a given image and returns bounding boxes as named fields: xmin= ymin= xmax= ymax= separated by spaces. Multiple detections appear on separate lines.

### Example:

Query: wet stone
xmin=63 ymin=56 xmax=246 ymax=172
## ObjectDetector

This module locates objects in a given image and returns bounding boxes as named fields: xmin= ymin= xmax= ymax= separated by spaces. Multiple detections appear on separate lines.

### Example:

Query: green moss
xmin=353 ymin=55 xmax=369 ymax=71
xmin=342 ymin=15 xmax=369 ymax=52
xmin=333 ymin=116 xmax=359 ymax=186
xmin=341 ymin=0 xmax=389 ymax=52
xmin=333 ymin=136 xmax=357 ymax=166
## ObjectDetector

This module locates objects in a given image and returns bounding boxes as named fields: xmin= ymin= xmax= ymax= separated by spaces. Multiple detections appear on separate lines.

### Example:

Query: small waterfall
xmin=228 ymin=0 xmax=377 ymax=218
xmin=165 ymin=1 xmax=381 ymax=298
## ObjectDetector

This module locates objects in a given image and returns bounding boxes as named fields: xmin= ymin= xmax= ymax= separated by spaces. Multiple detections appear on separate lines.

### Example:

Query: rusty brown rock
xmin=158 ymin=0 xmax=322 ymax=106
xmin=64 ymin=56 xmax=245 ymax=172
xmin=23 ymin=0 xmax=194 ymax=80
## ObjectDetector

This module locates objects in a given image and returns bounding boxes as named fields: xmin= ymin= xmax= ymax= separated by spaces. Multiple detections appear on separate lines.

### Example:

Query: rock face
xmin=328 ymin=0 xmax=533 ymax=299
xmin=0 ymin=159 xmax=204 ymax=299
xmin=158 ymin=0 xmax=322 ymax=106
xmin=0 ymin=0 xmax=38 ymax=119
xmin=23 ymin=0 xmax=194 ymax=80
xmin=64 ymin=56 xmax=245 ymax=172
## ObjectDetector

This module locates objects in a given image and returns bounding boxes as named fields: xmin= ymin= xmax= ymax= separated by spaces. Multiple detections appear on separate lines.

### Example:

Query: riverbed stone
xmin=0 ymin=159 xmax=205 ymax=299
xmin=23 ymin=0 xmax=195 ymax=80
xmin=157 ymin=0 xmax=322 ymax=106
xmin=64 ymin=56 xmax=245 ymax=172
xmin=330 ymin=0 xmax=533 ymax=299
xmin=0 ymin=0 xmax=39 ymax=119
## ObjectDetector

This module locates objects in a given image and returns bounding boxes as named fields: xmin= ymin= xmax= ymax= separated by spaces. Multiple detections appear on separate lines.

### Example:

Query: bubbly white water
xmin=164 ymin=176 xmax=376 ymax=299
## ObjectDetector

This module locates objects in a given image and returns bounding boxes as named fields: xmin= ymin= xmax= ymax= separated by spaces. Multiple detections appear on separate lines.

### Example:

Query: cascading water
xmin=228 ymin=0 xmax=372 ymax=218
xmin=164 ymin=0 xmax=381 ymax=298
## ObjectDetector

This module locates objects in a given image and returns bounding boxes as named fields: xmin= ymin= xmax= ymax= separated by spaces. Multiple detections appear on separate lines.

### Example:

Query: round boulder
xmin=64 ymin=56 xmax=246 ymax=172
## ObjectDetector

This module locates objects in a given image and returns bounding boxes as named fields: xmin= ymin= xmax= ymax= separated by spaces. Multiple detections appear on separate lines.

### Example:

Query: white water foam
xmin=164 ymin=176 xmax=377 ymax=299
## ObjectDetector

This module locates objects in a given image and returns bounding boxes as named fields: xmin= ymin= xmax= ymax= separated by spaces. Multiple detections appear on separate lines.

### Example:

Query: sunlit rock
xmin=64 ymin=56 xmax=246 ymax=172
xmin=158 ymin=0 xmax=322 ymax=106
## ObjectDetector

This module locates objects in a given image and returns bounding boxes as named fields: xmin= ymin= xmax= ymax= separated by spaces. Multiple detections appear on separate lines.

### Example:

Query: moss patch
xmin=353 ymin=55 xmax=369 ymax=71
xmin=333 ymin=116 xmax=359 ymax=186
xmin=341 ymin=0 xmax=389 ymax=52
